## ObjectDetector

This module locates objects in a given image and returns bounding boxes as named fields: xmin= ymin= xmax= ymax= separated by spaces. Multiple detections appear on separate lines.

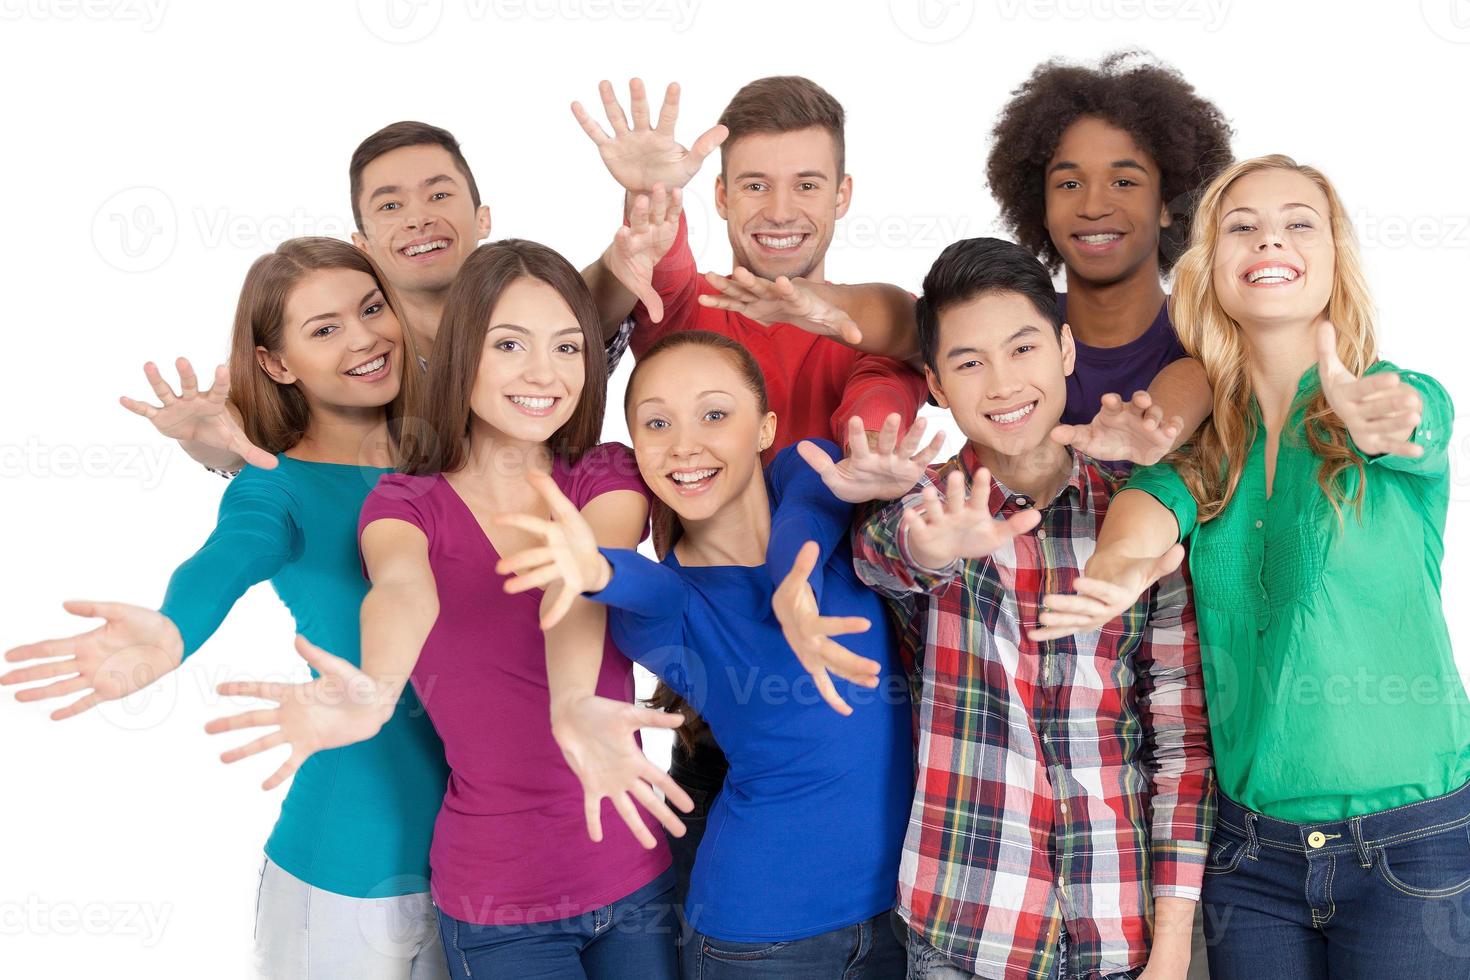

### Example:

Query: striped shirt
xmin=852 ymin=444 xmax=1214 ymax=980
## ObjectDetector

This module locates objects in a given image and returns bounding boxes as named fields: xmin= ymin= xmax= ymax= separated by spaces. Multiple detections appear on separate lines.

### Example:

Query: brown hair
xmin=1168 ymin=155 xmax=1377 ymax=524
xmin=717 ymin=76 xmax=846 ymax=178
xmin=227 ymin=237 xmax=424 ymax=455
xmin=349 ymin=120 xmax=482 ymax=231
xmin=396 ymin=240 xmax=607 ymax=476
xmin=624 ymin=330 xmax=770 ymax=750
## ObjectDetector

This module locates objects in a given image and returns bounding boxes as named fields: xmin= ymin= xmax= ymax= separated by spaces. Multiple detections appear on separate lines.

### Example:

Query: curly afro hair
xmin=986 ymin=51 xmax=1233 ymax=274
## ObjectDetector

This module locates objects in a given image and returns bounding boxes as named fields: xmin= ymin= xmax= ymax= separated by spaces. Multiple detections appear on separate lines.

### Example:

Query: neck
xmin=289 ymin=404 xmax=393 ymax=467
xmin=676 ymin=466 xmax=772 ymax=567
xmin=1062 ymin=261 xmax=1166 ymax=348
xmin=456 ymin=418 xmax=554 ymax=495
xmin=1242 ymin=314 xmax=1321 ymax=428
xmin=394 ymin=288 xmax=447 ymax=355
xmin=972 ymin=435 xmax=1072 ymax=505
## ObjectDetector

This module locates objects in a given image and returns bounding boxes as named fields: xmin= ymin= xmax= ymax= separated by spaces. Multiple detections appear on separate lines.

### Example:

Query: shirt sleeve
xmin=1356 ymin=362 xmax=1454 ymax=477
xmin=629 ymin=212 xmax=702 ymax=359
xmin=831 ymin=352 xmax=930 ymax=440
xmin=357 ymin=474 xmax=436 ymax=579
xmin=604 ymin=317 xmax=635 ymax=376
xmin=158 ymin=470 xmax=300 ymax=658
xmin=1134 ymin=563 xmax=1215 ymax=902
xmin=850 ymin=467 xmax=964 ymax=599
xmin=585 ymin=547 xmax=691 ymax=684
xmin=764 ymin=440 xmax=854 ymax=605
xmin=1122 ymin=462 xmax=1198 ymax=542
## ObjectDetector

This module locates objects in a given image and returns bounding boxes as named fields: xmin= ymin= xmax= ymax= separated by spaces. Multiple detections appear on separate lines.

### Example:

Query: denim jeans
xmin=435 ymin=867 xmax=679 ymax=979
xmin=684 ymin=910 xmax=905 ymax=979
xmin=905 ymin=925 xmax=1139 ymax=980
xmin=1203 ymin=781 xmax=1470 ymax=979
xmin=252 ymin=856 xmax=449 ymax=980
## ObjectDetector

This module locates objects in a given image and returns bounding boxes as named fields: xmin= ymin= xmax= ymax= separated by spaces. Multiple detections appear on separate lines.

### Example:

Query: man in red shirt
xmin=574 ymin=75 xmax=929 ymax=909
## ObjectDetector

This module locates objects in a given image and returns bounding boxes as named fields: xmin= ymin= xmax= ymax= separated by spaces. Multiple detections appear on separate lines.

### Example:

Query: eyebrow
xmin=301 ymin=289 xmax=381 ymax=330
xmin=1047 ymin=158 xmax=1149 ymax=176
xmin=636 ymin=389 xmax=735 ymax=407
xmin=1222 ymin=202 xmax=1323 ymax=221
xmin=488 ymin=323 xmax=584 ymax=337
xmin=944 ymin=325 xmax=1042 ymax=359
xmin=731 ymin=169 xmax=830 ymax=181
xmin=366 ymin=173 xmax=459 ymax=202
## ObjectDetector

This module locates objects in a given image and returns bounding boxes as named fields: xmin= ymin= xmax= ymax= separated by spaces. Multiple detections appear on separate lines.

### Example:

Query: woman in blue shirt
xmin=2 ymin=238 xmax=450 ymax=979
xmin=496 ymin=330 xmax=933 ymax=978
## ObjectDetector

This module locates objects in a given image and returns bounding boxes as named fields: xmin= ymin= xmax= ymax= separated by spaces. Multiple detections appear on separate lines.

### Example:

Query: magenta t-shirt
xmin=358 ymin=443 xmax=669 ymax=926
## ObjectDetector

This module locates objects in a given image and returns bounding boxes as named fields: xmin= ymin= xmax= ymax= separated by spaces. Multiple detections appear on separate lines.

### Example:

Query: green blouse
xmin=1126 ymin=361 xmax=1470 ymax=822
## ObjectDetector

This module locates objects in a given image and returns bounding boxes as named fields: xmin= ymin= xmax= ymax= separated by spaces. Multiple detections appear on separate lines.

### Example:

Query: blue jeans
xmin=906 ymin=926 xmax=1138 ymax=979
xmin=436 ymin=867 xmax=678 ymax=979
xmin=684 ymin=910 xmax=905 ymax=979
xmin=1203 ymin=781 xmax=1470 ymax=979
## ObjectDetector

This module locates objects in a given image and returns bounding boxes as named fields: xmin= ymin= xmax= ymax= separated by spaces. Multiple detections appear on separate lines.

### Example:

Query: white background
xmin=3 ymin=1 xmax=1470 ymax=975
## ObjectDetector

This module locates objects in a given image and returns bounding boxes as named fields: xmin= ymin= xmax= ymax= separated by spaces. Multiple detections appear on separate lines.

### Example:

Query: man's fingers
xmin=597 ymin=79 xmax=630 ymax=134
xmin=570 ymin=100 xmax=612 ymax=145
xmin=627 ymin=77 xmax=651 ymax=129
xmin=653 ymin=80 xmax=680 ymax=134
xmin=796 ymin=440 xmax=839 ymax=481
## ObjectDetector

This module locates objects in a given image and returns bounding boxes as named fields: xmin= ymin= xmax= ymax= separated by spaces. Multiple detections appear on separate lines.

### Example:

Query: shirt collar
xmin=957 ymin=441 xmax=1091 ymax=516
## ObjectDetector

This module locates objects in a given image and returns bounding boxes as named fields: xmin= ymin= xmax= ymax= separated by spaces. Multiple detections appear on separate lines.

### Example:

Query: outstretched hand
xmin=902 ymin=468 xmax=1042 ymax=571
xmin=120 ymin=358 xmax=275 ymax=470
xmin=572 ymin=78 xmax=727 ymax=194
xmin=1027 ymin=545 xmax=1186 ymax=642
xmin=797 ymin=414 xmax=944 ymax=504
xmin=700 ymin=269 xmax=864 ymax=347
xmin=494 ymin=470 xmax=612 ymax=630
xmin=1050 ymin=390 xmax=1183 ymax=466
xmin=602 ymin=183 xmax=683 ymax=323
xmin=1317 ymin=320 xmax=1423 ymax=458
xmin=772 ymin=541 xmax=881 ymax=716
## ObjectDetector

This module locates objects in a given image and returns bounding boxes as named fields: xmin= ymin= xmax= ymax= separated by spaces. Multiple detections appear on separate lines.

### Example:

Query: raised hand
xmin=205 ymin=635 xmax=389 ymax=791
xmin=1027 ymin=544 xmax=1186 ymax=642
xmin=2 ymin=601 xmax=184 ymax=720
xmin=699 ymin=269 xmax=864 ymax=346
xmin=1317 ymin=320 xmax=1423 ymax=457
xmin=120 ymin=358 xmax=276 ymax=470
xmin=549 ymin=694 xmax=694 ymax=847
xmin=798 ymin=414 xmax=945 ymax=504
xmin=572 ymin=78 xmax=727 ymax=194
xmin=493 ymin=470 xmax=611 ymax=630
xmin=1051 ymin=390 xmax=1183 ymax=466
xmin=602 ymin=183 xmax=683 ymax=323
xmin=772 ymin=541 xmax=881 ymax=716
xmin=903 ymin=468 xmax=1042 ymax=570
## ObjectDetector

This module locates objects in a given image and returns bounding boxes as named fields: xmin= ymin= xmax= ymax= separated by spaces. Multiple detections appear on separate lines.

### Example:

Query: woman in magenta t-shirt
xmin=206 ymin=239 xmax=693 ymax=980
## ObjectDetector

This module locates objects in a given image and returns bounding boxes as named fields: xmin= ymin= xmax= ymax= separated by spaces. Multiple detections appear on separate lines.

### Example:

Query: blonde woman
xmin=1029 ymin=155 xmax=1470 ymax=977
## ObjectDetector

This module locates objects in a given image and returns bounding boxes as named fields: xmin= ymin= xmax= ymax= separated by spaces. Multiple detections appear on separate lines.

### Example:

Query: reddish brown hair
xmin=717 ymin=76 xmax=846 ymax=178
xmin=349 ymin=120 xmax=482 ymax=231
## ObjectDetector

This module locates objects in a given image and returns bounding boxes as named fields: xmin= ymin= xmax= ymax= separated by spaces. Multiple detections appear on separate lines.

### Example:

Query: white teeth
xmin=1078 ymin=233 xmax=1121 ymax=244
xmin=671 ymin=469 xmax=717 ymax=484
xmin=510 ymin=396 xmax=555 ymax=410
xmin=986 ymin=402 xmax=1036 ymax=424
xmin=346 ymin=355 xmax=387 ymax=377
xmin=403 ymin=240 xmax=449 ymax=256
xmin=1246 ymin=266 xmax=1299 ymax=284
xmin=755 ymin=234 xmax=803 ymax=249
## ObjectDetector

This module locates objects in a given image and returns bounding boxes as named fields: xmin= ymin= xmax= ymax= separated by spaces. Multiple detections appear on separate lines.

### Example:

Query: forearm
xmin=1087 ymin=489 xmax=1180 ymax=576
xmin=359 ymin=581 xmax=437 ymax=717
xmin=545 ymin=591 xmax=613 ymax=715
xmin=581 ymin=255 xmax=639 ymax=345
xmin=181 ymin=441 xmax=245 ymax=473
xmin=1146 ymin=358 xmax=1211 ymax=452
xmin=806 ymin=282 xmax=920 ymax=364
xmin=1149 ymin=896 xmax=1198 ymax=968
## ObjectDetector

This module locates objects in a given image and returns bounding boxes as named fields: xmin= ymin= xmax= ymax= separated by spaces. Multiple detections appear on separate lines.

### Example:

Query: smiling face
xmin=1043 ymin=116 xmax=1170 ymax=286
xmin=469 ymin=276 xmax=587 ymax=444
xmin=1210 ymin=167 xmax=1335 ymax=329
xmin=351 ymin=143 xmax=491 ymax=297
xmin=715 ymin=126 xmax=851 ymax=282
xmin=628 ymin=344 xmax=777 ymax=524
xmin=257 ymin=267 xmax=404 ymax=410
xmin=926 ymin=290 xmax=1075 ymax=457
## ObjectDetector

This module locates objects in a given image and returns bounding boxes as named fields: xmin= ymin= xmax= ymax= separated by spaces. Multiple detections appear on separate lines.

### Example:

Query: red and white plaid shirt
xmin=854 ymin=444 xmax=1215 ymax=980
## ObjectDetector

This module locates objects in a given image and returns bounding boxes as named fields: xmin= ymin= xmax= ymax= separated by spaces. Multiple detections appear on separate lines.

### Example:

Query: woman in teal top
xmin=1029 ymin=156 xmax=1470 ymax=979
xmin=2 ymin=238 xmax=451 ymax=980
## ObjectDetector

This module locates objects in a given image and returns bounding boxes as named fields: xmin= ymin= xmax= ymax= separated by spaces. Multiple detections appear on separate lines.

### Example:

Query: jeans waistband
xmin=1216 ymin=779 xmax=1470 ymax=857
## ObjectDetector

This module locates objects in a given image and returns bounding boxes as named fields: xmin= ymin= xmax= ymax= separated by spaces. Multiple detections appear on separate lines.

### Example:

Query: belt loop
xmin=1350 ymin=817 xmax=1372 ymax=868
xmin=1244 ymin=811 xmax=1262 ymax=859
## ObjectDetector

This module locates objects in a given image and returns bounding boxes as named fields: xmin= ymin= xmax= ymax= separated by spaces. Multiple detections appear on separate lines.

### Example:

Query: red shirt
xmin=632 ymin=216 xmax=929 ymax=458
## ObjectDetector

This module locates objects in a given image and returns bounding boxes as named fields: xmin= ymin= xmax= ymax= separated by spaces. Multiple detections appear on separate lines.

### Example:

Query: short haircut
xmin=916 ymin=237 xmax=1064 ymax=372
xmin=348 ymin=120 xmax=482 ymax=231
xmin=986 ymin=51 xmax=1233 ymax=273
xmin=717 ymin=76 xmax=846 ymax=177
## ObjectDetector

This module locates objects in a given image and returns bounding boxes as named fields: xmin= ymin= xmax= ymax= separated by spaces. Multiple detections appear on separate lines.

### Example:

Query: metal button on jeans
xmin=1307 ymin=831 xmax=1327 ymax=848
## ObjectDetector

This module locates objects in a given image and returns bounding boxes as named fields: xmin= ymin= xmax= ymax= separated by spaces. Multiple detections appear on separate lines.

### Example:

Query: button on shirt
xmin=1126 ymin=361 xmax=1470 ymax=823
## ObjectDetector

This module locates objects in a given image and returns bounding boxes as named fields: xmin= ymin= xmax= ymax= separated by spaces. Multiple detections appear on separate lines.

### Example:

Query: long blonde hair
xmin=1168 ymin=155 xmax=1378 ymax=523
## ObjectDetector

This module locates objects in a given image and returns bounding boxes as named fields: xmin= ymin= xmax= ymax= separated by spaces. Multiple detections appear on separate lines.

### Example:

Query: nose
xmin=986 ymin=361 xmax=1024 ymax=402
xmin=520 ymin=345 xmax=556 ymax=386
xmin=1253 ymin=228 xmax=1286 ymax=251
xmin=344 ymin=316 xmax=377 ymax=352
xmin=1078 ymin=182 xmax=1114 ymax=221
xmin=766 ymin=185 xmax=800 ymax=225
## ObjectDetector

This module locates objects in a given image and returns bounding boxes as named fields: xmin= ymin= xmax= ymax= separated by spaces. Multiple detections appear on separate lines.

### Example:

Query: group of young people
xmin=6 ymin=51 xmax=1467 ymax=980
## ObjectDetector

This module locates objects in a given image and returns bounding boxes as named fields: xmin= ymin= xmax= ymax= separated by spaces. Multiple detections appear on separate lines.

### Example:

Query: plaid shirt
xmin=853 ymin=444 xmax=1214 ymax=980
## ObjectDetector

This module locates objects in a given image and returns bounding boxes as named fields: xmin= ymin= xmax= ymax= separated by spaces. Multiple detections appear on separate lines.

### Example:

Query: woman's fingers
xmin=611 ymin=791 xmax=657 ymax=850
xmin=261 ymin=752 xmax=304 ymax=792
xmin=51 ymin=692 xmax=103 ymax=721
xmin=505 ymin=566 xmax=564 ymax=596
xmin=812 ymin=615 xmax=873 ymax=641
xmin=812 ymin=668 xmax=853 ymax=717
xmin=215 ymin=680 xmax=290 ymax=702
xmin=13 ymin=675 xmax=88 ymax=703
xmin=639 ymin=760 xmax=695 ymax=813
xmin=629 ymin=780 xmax=687 ymax=839
xmin=220 ymin=730 xmax=286 ymax=765
xmin=118 ymin=395 xmax=159 ymax=419
xmin=1 ymin=658 xmax=80 ymax=686
xmin=630 ymin=705 xmax=686 ymax=732
xmin=583 ymin=791 xmax=606 ymax=844
xmin=142 ymin=362 xmax=178 ymax=404
xmin=496 ymin=546 xmax=558 ymax=576
xmin=538 ymin=585 xmax=577 ymax=631
xmin=204 ymin=707 xmax=280 ymax=736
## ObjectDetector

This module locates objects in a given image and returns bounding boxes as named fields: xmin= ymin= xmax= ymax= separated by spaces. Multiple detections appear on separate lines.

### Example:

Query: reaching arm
xmin=121 ymin=358 xmax=274 ymax=474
